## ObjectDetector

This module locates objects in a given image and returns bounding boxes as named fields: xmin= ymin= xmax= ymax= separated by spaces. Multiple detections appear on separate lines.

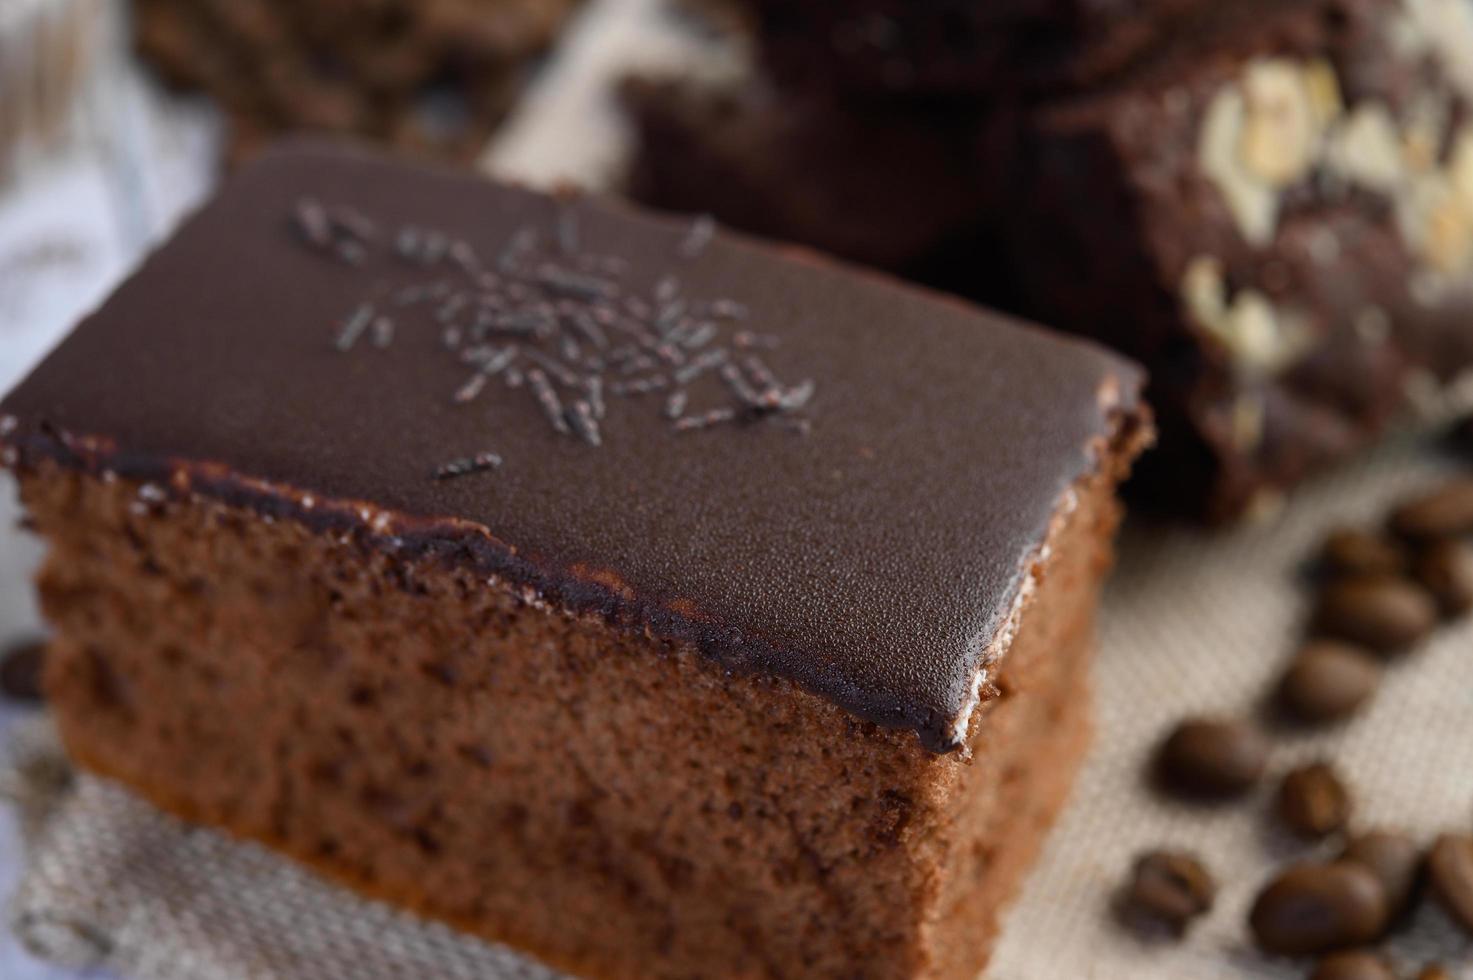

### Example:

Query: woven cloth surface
xmin=5 ymin=434 xmax=1473 ymax=979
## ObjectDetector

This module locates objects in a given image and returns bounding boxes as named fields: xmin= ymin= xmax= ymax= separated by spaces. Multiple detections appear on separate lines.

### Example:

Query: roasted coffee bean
xmin=1341 ymin=830 xmax=1423 ymax=920
xmin=1415 ymin=964 xmax=1452 ymax=980
xmin=1277 ymin=763 xmax=1351 ymax=840
xmin=1249 ymin=862 xmax=1388 ymax=955
xmin=1314 ymin=576 xmax=1439 ymax=654
xmin=1156 ymin=717 xmax=1269 ymax=800
xmin=1427 ymin=834 xmax=1473 ymax=935
xmin=1320 ymin=528 xmax=1407 ymax=578
xmin=1122 ymin=850 xmax=1215 ymax=935
xmin=1278 ymin=642 xmax=1382 ymax=724
xmin=1390 ymin=478 xmax=1473 ymax=540
xmin=1415 ymin=539 xmax=1473 ymax=617
xmin=0 ymin=639 xmax=45 ymax=703
xmin=1310 ymin=950 xmax=1397 ymax=980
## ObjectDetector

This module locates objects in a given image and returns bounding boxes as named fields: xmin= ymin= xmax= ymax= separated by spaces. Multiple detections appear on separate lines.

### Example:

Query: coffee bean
xmin=1320 ymin=528 xmax=1407 ymax=578
xmin=1314 ymin=576 xmax=1439 ymax=654
xmin=1427 ymin=834 xmax=1473 ymax=935
xmin=1122 ymin=850 xmax=1215 ymax=935
xmin=0 ymin=639 xmax=46 ymax=703
xmin=1414 ymin=539 xmax=1473 ymax=617
xmin=1309 ymin=951 xmax=1396 ymax=980
xmin=1156 ymin=717 xmax=1268 ymax=800
xmin=1249 ymin=862 xmax=1388 ymax=955
xmin=1277 ymin=763 xmax=1351 ymax=840
xmin=1390 ymin=478 xmax=1473 ymax=540
xmin=1415 ymin=965 xmax=1452 ymax=980
xmin=1278 ymin=642 xmax=1381 ymax=724
xmin=1341 ymin=830 xmax=1423 ymax=920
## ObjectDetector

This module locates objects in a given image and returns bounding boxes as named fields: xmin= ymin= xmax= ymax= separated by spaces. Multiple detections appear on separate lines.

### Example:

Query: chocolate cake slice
xmin=0 ymin=142 xmax=1150 ymax=979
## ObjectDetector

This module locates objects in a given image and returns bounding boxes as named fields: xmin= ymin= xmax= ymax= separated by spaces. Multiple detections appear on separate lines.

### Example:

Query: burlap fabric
xmin=4 ymin=433 xmax=1472 ymax=979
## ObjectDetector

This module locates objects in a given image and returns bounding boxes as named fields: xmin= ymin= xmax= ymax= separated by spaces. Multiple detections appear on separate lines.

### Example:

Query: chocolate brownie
xmin=133 ymin=0 xmax=582 ymax=165
xmin=0 ymin=142 xmax=1150 ymax=978
xmin=621 ymin=76 xmax=999 ymax=275
xmin=739 ymin=0 xmax=1289 ymax=98
xmin=626 ymin=0 xmax=1473 ymax=521
xmin=1003 ymin=0 xmax=1473 ymax=519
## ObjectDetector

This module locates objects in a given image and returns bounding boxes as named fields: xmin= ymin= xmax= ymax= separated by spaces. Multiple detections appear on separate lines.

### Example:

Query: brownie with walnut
xmin=1002 ymin=0 xmax=1473 ymax=519
xmin=627 ymin=0 xmax=1473 ymax=519
xmin=133 ymin=0 xmax=580 ymax=165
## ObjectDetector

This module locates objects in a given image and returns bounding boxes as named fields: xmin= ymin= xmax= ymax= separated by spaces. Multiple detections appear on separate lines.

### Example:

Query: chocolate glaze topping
xmin=0 ymin=142 xmax=1145 ymax=752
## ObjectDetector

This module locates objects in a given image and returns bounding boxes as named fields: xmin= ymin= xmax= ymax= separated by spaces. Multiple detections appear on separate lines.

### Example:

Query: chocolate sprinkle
xmin=334 ymin=303 xmax=375 ymax=352
xmin=395 ymin=226 xmax=421 ymax=259
xmin=567 ymin=400 xmax=602 ymax=446
xmin=371 ymin=316 xmax=395 ymax=349
xmin=286 ymin=175 xmax=821 ymax=455
xmin=453 ymin=372 xmax=488 ymax=405
xmin=675 ymin=407 xmax=738 ymax=432
xmin=734 ymin=331 xmax=780 ymax=350
xmin=678 ymin=214 xmax=716 ymax=258
xmin=681 ymin=322 xmax=718 ymax=350
xmin=710 ymin=299 xmax=748 ymax=320
xmin=434 ymin=451 xmax=502 ymax=480
xmin=719 ymin=363 xmax=762 ymax=407
xmin=292 ymin=197 xmax=332 ymax=248
xmin=587 ymin=377 xmax=606 ymax=420
xmin=527 ymin=368 xmax=570 ymax=435
xmin=568 ymin=312 xmax=608 ymax=350
xmin=335 ymin=240 xmax=367 ymax=266
xmin=329 ymin=206 xmax=377 ymax=243
xmin=674 ymin=348 xmax=729 ymax=385
xmin=449 ymin=240 xmax=480 ymax=276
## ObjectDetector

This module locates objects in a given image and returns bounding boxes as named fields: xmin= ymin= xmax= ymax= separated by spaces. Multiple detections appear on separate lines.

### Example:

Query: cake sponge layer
xmin=20 ymin=443 xmax=1121 ymax=979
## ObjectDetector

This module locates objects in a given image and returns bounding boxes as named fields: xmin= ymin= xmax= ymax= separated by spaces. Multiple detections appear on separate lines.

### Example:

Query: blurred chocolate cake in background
xmin=132 ymin=0 xmax=583 ymax=165
xmin=626 ymin=0 xmax=1473 ymax=521
xmin=745 ymin=0 xmax=1240 ymax=99
xmin=0 ymin=0 xmax=103 ymax=181
xmin=622 ymin=76 xmax=1000 ymax=275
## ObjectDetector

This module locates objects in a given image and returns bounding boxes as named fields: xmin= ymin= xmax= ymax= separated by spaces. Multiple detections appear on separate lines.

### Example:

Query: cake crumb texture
xmin=18 ymin=437 xmax=1126 ymax=978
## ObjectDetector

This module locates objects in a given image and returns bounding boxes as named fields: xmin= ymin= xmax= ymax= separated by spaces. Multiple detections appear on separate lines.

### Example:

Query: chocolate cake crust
xmin=0 ymin=142 xmax=1145 ymax=751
